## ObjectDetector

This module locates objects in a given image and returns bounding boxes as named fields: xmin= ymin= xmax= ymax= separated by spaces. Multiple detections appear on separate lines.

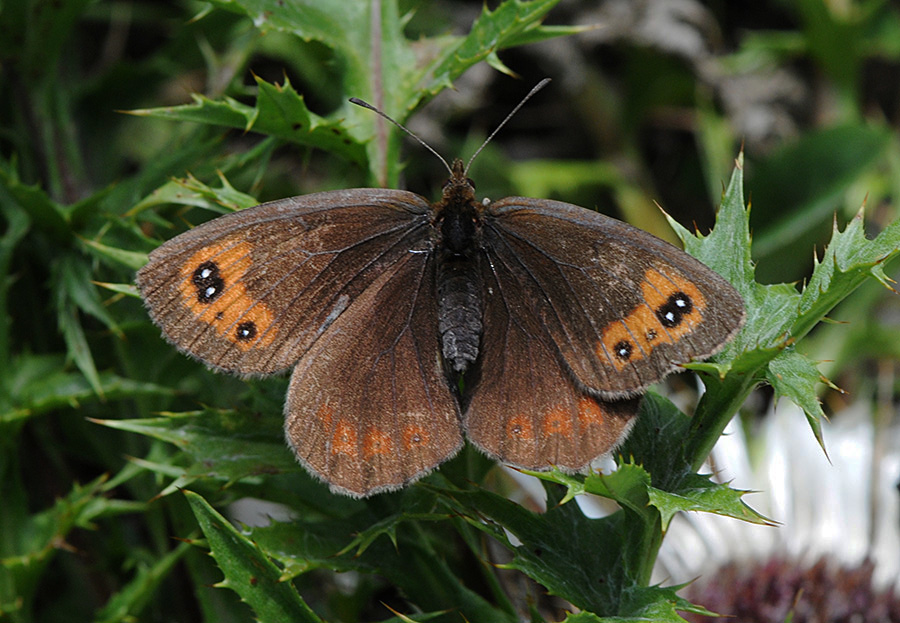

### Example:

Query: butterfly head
xmin=440 ymin=158 xmax=477 ymax=203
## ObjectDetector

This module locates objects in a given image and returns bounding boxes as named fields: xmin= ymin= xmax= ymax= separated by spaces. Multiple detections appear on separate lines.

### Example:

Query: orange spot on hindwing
xmin=506 ymin=415 xmax=534 ymax=441
xmin=315 ymin=404 xmax=334 ymax=428
xmin=363 ymin=428 xmax=394 ymax=459
xmin=331 ymin=419 xmax=358 ymax=458
xmin=402 ymin=425 xmax=429 ymax=450
xmin=176 ymin=239 xmax=277 ymax=350
xmin=541 ymin=408 xmax=573 ymax=438
xmin=577 ymin=396 xmax=605 ymax=429
xmin=597 ymin=267 xmax=707 ymax=369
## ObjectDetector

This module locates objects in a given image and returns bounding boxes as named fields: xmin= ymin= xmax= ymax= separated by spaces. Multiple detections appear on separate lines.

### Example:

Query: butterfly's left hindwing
xmin=285 ymin=252 xmax=463 ymax=497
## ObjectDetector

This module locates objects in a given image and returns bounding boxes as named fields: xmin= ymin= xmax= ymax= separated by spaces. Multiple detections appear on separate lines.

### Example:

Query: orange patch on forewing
xmin=176 ymin=239 xmax=277 ymax=350
xmin=541 ymin=408 xmax=573 ymax=438
xmin=506 ymin=415 xmax=534 ymax=441
xmin=401 ymin=425 xmax=429 ymax=451
xmin=597 ymin=267 xmax=706 ymax=370
xmin=642 ymin=268 xmax=706 ymax=317
xmin=362 ymin=428 xmax=394 ymax=459
xmin=330 ymin=419 xmax=358 ymax=458
xmin=577 ymin=396 xmax=605 ymax=429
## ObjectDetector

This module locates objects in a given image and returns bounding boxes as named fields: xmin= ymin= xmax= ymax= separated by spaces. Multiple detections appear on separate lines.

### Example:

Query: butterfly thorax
xmin=434 ymin=159 xmax=484 ymax=376
xmin=436 ymin=159 xmax=482 ymax=255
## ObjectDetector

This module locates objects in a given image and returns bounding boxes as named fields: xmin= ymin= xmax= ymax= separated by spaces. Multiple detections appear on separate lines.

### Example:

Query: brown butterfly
xmin=136 ymin=81 xmax=745 ymax=497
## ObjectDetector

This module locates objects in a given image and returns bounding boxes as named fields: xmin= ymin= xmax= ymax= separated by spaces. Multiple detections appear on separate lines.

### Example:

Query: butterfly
xmin=136 ymin=81 xmax=745 ymax=497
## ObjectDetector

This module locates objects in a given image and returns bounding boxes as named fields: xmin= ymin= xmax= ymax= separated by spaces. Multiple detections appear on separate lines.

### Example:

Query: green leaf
xmin=56 ymin=300 xmax=102 ymax=397
xmin=524 ymin=463 xmax=654 ymax=522
xmin=0 ymin=156 xmax=69 ymax=240
xmin=1 ymin=353 xmax=173 ymax=425
xmin=419 ymin=0 xmax=563 ymax=103
xmin=58 ymin=258 xmax=120 ymax=334
xmin=575 ymin=584 xmax=719 ymax=622
xmin=79 ymin=238 xmax=149 ymax=271
xmin=128 ymin=173 xmax=259 ymax=221
xmin=765 ymin=350 xmax=831 ymax=449
xmin=672 ymin=155 xmax=797 ymax=357
xmin=94 ymin=541 xmax=192 ymax=623
xmin=440 ymin=485 xmax=637 ymax=614
xmin=245 ymin=491 xmax=515 ymax=622
xmin=129 ymin=77 xmax=367 ymax=166
xmin=668 ymin=156 xmax=803 ymax=467
xmin=1 ymin=476 xmax=110 ymax=603
xmin=618 ymin=393 xmax=693 ymax=489
xmin=647 ymin=474 xmax=770 ymax=530
xmin=93 ymin=281 xmax=141 ymax=298
xmin=668 ymin=149 xmax=900 ymax=477
xmin=184 ymin=490 xmax=324 ymax=623
xmin=795 ymin=206 xmax=900 ymax=338
xmin=138 ymin=0 xmax=570 ymax=185
xmin=93 ymin=408 xmax=298 ymax=491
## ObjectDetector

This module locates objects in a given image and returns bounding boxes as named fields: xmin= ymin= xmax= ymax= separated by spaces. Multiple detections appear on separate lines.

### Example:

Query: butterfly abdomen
xmin=436 ymin=253 xmax=483 ymax=374
xmin=434 ymin=162 xmax=486 ymax=375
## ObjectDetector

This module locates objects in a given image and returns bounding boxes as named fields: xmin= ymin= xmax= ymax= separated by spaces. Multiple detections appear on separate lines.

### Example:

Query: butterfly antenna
xmin=349 ymin=97 xmax=453 ymax=176
xmin=464 ymin=78 xmax=551 ymax=175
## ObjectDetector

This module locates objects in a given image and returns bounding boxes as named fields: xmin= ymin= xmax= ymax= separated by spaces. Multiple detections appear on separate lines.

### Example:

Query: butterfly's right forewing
xmin=464 ymin=248 xmax=639 ymax=471
xmin=482 ymin=197 xmax=745 ymax=398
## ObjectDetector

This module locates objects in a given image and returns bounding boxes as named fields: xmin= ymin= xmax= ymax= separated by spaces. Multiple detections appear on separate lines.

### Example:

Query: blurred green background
xmin=2 ymin=0 xmax=900 ymax=621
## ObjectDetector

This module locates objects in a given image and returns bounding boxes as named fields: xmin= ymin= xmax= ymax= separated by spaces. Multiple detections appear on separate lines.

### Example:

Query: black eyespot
xmin=614 ymin=340 xmax=633 ymax=360
xmin=192 ymin=261 xmax=224 ymax=303
xmin=656 ymin=292 xmax=693 ymax=328
xmin=236 ymin=321 xmax=257 ymax=341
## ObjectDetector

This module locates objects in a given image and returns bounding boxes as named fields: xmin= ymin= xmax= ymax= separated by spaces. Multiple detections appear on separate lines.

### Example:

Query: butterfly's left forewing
xmin=482 ymin=197 xmax=745 ymax=398
xmin=137 ymin=189 xmax=432 ymax=375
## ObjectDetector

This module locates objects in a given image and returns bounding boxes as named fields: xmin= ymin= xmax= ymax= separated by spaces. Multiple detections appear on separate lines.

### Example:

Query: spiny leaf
xmin=765 ymin=350 xmax=833 ymax=450
xmin=247 ymin=500 xmax=517 ymax=621
xmin=140 ymin=0 xmax=571 ymax=186
xmin=129 ymin=77 xmax=367 ymax=166
xmin=80 ymin=238 xmax=149 ymax=271
xmin=647 ymin=474 xmax=771 ymax=530
xmin=523 ymin=463 xmax=655 ymax=522
xmin=439 ymin=486 xmax=638 ymax=614
xmin=575 ymin=583 xmax=719 ymax=622
xmin=2 ymin=354 xmax=173 ymax=423
xmin=93 ymin=541 xmax=192 ymax=623
xmin=94 ymin=409 xmax=297 ymax=485
xmin=669 ymin=153 xmax=798 ymax=361
xmin=794 ymin=206 xmax=900 ymax=338
xmin=1 ymin=476 xmax=108 ymax=572
xmin=416 ymin=0 xmax=564 ymax=109
xmin=669 ymin=152 xmax=900 ymax=469
xmin=0 ymin=166 xmax=69 ymax=239
xmin=184 ymin=490 xmax=324 ymax=622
